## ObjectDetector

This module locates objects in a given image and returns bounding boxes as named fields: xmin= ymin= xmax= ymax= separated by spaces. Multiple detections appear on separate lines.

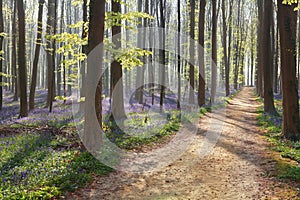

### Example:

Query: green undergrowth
xmin=257 ymin=100 xmax=300 ymax=182
xmin=0 ymin=129 xmax=113 ymax=199
xmin=103 ymin=91 xmax=240 ymax=151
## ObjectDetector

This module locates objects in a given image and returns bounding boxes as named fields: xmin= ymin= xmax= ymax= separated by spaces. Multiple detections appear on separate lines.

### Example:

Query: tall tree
xmin=277 ymin=0 xmax=300 ymax=140
xmin=221 ymin=0 xmax=229 ymax=96
xmin=17 ymin=0 xmax=28 ymax=117
xmin=262 ymin=0 xmax=277 ymax=115
xmin=135 ymin=0 xmax=144 ymax=104
xmin=110 ymin=0 xmax=126 ymax=120
xmin=177 ymin=0 xmax=181 ymax=109
xmin=189 ymin=0 xmax=195 ymax=104
xmin=256 ymin=0 xmax=263 ymax=96
xmin=159 ymin=0 xmax=166 ymax=109
xmin=0 ymin=0 xmax=3 ymax=111
xmin=88 ymin=0 xmax=105 ymax=124
xmin=29 ymin=0 xmax=44 ymax=110
xmin=46 ymin=0 xmax=56 ymax=111
xmin=198 ymin=0 xmax=206 ymax=106
xmin=12 ymin=0 xmax=18 ymax=101
xmin=211 ymin=0 xmax=217 ymax=104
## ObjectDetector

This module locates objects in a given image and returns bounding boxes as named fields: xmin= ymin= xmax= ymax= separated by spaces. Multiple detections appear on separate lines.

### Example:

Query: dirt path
xmin=67 ymin=87 xmax=298 ymax=199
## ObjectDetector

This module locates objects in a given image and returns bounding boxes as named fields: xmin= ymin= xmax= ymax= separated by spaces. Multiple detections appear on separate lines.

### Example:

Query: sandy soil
xmin=66 ymin=87 xmax=299 ymax=200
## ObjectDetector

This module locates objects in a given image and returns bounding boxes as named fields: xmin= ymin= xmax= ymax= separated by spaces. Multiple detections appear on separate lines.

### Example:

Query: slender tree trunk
xmin=222 ymin=0 xmax=229 ymax=96
xmin=12 ymin=0 xmax=18 ymax=101
xmin=135 ymin=0 xmax=144 ymax=104
xmin=189 ymin=0 xmax=195 ymax=104
xmin=198 ymin=0 xmax=206 ymax=106
xmin=110 ymin=0 xmax=126 ymax=120
xmin=177 ymin=0 xmax=181 ymax=108
xmin=80 ymin=0 xmax=87 ymax=99
xmin=17 ymin=0 xmax=28 ymax=117
xmin=46 ymin=0 xmax=55 ymax=109
xmin=227 ymin=1 xmax=233 ymax=92
xmin=277 ymin=0 xmax=300 ymax=140
xmin=29 ymin=0 xmax=44 ymax=110
xmin=159 ymin=0 xmax=166 ymax=110
xmin=211 ymin=0 xmax=217 ymax=104
xmin=257 ymin=0 xmax=264 ymax=96
xmin=0 ymin=0 xmax=3 ymax=111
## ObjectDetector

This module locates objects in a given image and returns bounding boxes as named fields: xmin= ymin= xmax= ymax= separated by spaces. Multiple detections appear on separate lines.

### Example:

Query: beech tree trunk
xmin=211 ymin=0 xmax=217 ymax=104
xmin=198 ymin=0 xmax=206 ymax=106
xmin=110 ymin=0 xmax=126 ymax=121
xmin=17 ymin=0 xmax=28 ymax=117
xmin=277 ymin=0 xmax=300 ymax=140
xmin=189 ymin=0 xmax=195 ymax=104
xmin=262 ymin=0 xmax=277 ymax=115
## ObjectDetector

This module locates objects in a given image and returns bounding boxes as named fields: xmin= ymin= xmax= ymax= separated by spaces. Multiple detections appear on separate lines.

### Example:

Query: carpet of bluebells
xmin=0 ymin=88 xmax=233 ymax=199
xmin=0 ymin=91 xmax=113 ymax=199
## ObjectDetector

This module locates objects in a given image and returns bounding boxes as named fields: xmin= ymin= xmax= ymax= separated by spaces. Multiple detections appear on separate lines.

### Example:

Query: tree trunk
xmin=135 ymin=0 xmax=144 ymax=104
xmin=221 ymin=0 xmax=229 ymax=96
xmin=46 ymin=0 xmax=55 ymax=109
xmin=211 ymin=0 xmax=217 ymax=104
xmin=0 ymin=0 xmax=3 ymax=111
xmin=29 ymin=0 xmax=44 ymax=110
xmin=198 ymin=0 xmax=206 ymax=106
xmin=159 ymin=0 xmax=166 ymax=110
xmin=12 ymin=0 xmax=18 ymax=101
xmin=277 ymin=0 xmax=300 ymax=140
xmin=17 ymin=0 xmax=28 ymax=117
xmin=110 ymin=0 xmax=126 ymax=121
xmin=189 ymin=0 xmax=195 ymax=104
xmin=177 ymin=0 xmax=181 ymax=109
xmin=256 ymin=0 xmax=264 ymax=96
xmin=262 ymin=0 xmax=277 ymax=114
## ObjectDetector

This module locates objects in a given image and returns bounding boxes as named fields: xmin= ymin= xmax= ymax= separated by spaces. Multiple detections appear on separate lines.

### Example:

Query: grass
xmin=257 ymin=100 xmax=300 ymax=182
xmin=104 ymin=110 xmax=186 ymax=150
xmin=0 ymin=129 xmax=113 ymax=199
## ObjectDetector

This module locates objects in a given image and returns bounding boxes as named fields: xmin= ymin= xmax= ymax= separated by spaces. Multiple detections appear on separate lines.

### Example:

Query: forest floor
xmin=66 ymin=87 xmax=299 ymax=200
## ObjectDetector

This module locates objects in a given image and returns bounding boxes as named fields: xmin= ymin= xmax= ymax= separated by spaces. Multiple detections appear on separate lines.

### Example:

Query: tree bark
xmin=256 ymin=0 xmax=264 ymax=96
xmin=189 ymin=0 xmax=195 ymax=104
xmin=211 ymin=0 xmax=217 ymax=104
xmin=277 ymin=0 xmax=300 ymax=140
xmin=221 ymin=0 xmax=229 ymax=96
xmin=17 ymin=0 xmax=28 ymax=117
xmin=110 ymin=0 xmax=126 ymax=121
xmin=262 ymin=0 xmax=277 ymax=115
xmin=198 ymin=0 xmax=206 ymax=106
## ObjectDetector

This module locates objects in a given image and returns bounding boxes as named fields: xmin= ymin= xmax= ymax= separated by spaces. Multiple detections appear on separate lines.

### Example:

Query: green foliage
xmin=106 ymin=11 xmax=153 ymax=30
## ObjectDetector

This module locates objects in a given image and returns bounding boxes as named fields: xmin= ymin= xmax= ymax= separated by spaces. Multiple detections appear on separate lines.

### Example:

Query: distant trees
xmin=17 ymin=0 xmax=28 ymax=117
xmin=277 ymin=0 xmax=300 ymax=140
